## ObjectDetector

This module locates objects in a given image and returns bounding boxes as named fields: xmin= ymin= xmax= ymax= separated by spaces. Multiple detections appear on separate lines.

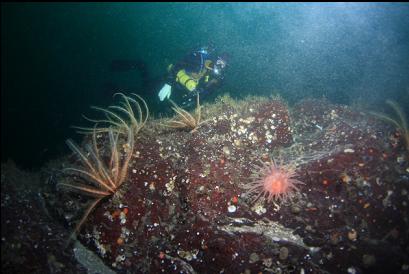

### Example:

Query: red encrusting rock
xmin=70 ymin=96 xmax=408 ymax=273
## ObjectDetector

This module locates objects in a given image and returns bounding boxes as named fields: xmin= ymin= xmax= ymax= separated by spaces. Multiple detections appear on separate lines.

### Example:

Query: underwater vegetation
xmin=164 ymin=93 xmax=208 ymax=133
xmin=370 ymin=99 xmax=409 ymax=151
xmin=58 ymin=93 xmax=149 ymax=238
xmin=75 ymin=93 xmax=149 ymax=136
xmin=59 ymin=128 xmax=134 ymax=238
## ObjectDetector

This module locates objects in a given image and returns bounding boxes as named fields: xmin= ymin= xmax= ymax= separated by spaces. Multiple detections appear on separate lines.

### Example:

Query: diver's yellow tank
xmin=176 ymin=70 xmax=198 ymax=92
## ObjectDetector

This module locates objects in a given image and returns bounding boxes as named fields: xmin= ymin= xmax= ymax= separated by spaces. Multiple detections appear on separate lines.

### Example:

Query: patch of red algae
xmin=61 ymin=97 xmax=408 ymax=273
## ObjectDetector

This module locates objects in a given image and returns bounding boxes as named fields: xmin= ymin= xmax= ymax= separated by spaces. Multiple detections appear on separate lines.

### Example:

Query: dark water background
xmin=2 ymin=3 xmax=409 ymax=169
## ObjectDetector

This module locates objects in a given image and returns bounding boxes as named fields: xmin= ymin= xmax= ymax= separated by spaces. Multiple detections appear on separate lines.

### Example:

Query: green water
xmin=2 ymin=3 xmax=409 ymax=168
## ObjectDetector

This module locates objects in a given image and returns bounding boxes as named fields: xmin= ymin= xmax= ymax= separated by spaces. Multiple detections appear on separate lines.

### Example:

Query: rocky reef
xmin=2 ymin=95 xmax=408 ymax=274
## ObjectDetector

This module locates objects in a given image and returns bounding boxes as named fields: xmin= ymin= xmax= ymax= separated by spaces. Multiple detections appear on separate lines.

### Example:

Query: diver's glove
xmin=158 ymin=83 xmax=172 ymax=101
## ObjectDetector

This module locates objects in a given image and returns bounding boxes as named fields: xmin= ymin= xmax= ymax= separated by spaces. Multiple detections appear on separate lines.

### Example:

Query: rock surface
xmin=2 ymin=96 xmax=408 ymax=274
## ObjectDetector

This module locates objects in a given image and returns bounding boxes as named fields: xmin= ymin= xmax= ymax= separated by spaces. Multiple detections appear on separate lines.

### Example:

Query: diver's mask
xmin=198 ymin=47 xmax=208 ymax=55
xmin=213 ymin=57 xmax=226 ymax=76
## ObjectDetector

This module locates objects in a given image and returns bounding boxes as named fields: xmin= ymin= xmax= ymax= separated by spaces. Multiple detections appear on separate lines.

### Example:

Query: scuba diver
xmin=158 ymin=46 xmax=228 ymax=106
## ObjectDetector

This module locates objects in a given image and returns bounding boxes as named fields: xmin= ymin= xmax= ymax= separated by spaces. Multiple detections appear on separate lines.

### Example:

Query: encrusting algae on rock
xmin=49 ymin=93 xmax=409 ymax=273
